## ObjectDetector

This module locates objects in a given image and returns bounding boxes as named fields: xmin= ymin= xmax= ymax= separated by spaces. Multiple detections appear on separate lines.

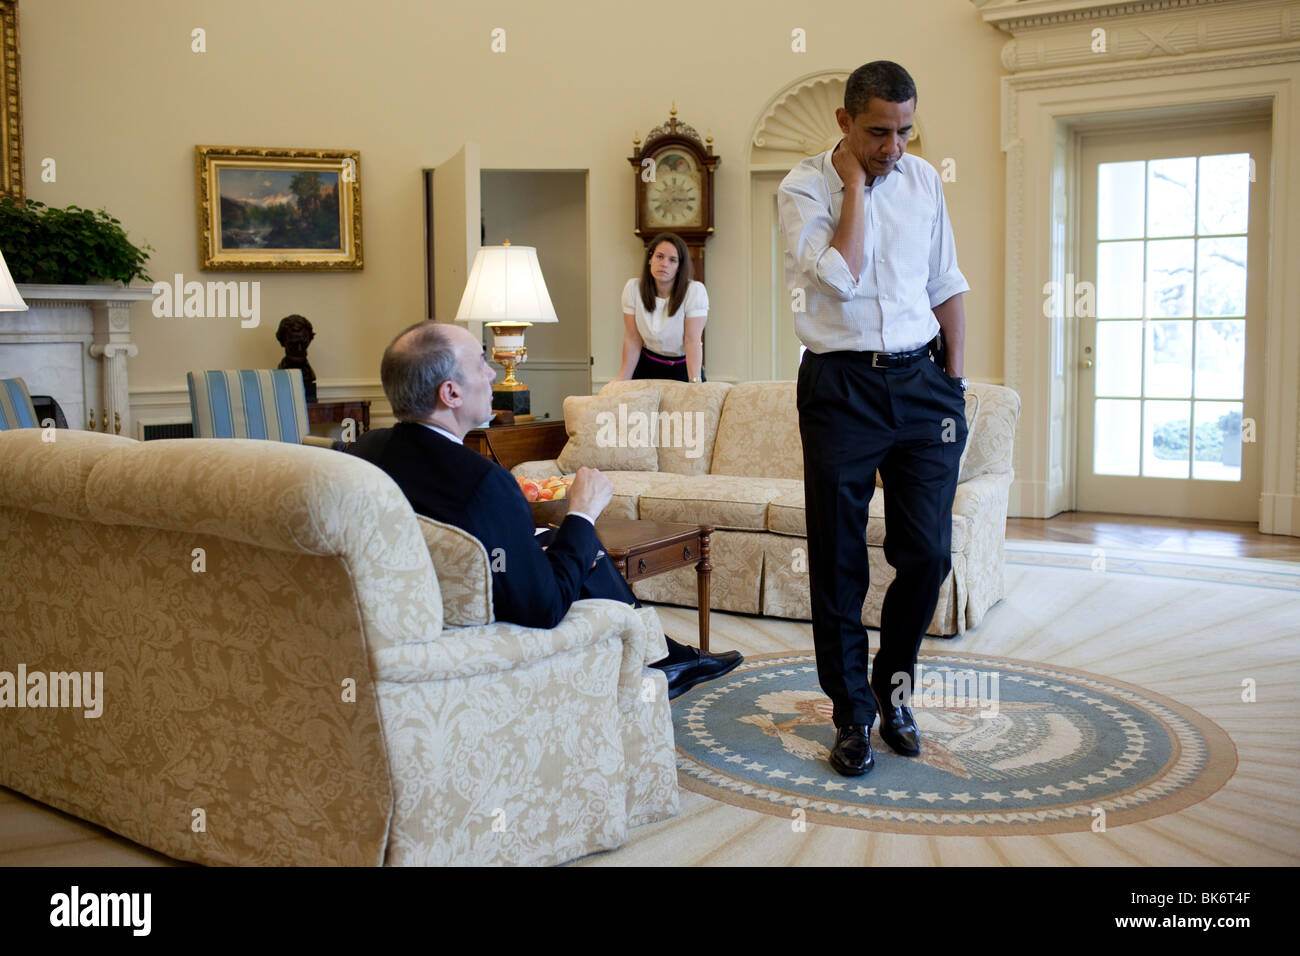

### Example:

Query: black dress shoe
xmin=876 ymin=703 xmax=921 ymax=756
xmin=829 ymin=724 xmax=874 ymax=776
xmin=659 ymin=646 xmax=743 ymax=700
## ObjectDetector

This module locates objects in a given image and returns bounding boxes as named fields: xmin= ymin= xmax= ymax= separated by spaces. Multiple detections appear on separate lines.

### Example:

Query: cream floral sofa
xmin=0 ymin=429 xmax=676 ymax=866
xmin=515 ymin=378 xmax=1021 ymax=636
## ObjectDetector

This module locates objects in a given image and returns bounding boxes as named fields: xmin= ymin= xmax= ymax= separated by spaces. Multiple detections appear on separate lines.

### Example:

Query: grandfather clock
xmin=628 ymin=107 xmax=719 ymax=283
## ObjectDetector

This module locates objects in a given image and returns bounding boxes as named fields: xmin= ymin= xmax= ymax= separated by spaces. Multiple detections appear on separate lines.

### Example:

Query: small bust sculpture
xmin=276 ymin=314 xmax=317 ymax=403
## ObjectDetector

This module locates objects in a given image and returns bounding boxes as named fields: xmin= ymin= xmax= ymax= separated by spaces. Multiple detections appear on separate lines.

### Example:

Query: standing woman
xmin=617 ymin=232 xmax=708 ymax=382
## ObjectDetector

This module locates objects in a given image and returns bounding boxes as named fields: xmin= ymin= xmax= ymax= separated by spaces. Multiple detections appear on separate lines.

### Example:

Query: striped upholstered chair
xmin=0 ymin=378 xmax=39 ymax=430
xmin=186 ymin=369 xmax=335 ymax=447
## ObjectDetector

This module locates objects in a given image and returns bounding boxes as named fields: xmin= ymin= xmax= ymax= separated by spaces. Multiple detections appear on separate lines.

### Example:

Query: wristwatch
xmin=956 ymin=375 xmax=969 ymax=392
xmin=689 ymin=376 xmax=702 ymax=383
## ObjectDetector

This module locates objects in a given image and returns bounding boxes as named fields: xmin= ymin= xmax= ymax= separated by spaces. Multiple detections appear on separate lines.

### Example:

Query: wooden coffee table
xmin=594 ymin=518 xmax=714 ymax=653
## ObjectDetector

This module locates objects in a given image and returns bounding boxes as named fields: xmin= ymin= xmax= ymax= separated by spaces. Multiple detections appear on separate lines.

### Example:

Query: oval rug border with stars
xmin=673 ymin=650 xmax=1237 ymax=835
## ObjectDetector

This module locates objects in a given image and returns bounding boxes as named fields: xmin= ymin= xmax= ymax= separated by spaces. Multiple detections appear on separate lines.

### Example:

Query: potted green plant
xmin=0 ymin=197 xmax=152 ymax=286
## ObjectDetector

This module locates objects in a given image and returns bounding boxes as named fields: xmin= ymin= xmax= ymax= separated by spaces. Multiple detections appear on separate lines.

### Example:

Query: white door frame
xmin=1002 ymin=49 xmax=1300 ymax=534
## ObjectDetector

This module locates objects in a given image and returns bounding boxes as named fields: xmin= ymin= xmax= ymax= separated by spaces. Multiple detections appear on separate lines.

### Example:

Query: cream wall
xmin=20 ymin=0 xmax=1007 ymax=401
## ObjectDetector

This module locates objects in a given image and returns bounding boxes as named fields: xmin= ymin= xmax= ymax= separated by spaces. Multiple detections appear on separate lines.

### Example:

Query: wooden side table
xmin=594 ymin=517 xmax=713 ymax=653
xmin=465 ymin=420 xmax=567 ymax=472
xmin=308 ymin=400 xmax=371 ymax=435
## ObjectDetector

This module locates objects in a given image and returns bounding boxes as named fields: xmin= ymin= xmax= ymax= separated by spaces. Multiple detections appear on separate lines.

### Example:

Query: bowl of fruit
xmin=516 ymin=474 xmax=574 ymax=527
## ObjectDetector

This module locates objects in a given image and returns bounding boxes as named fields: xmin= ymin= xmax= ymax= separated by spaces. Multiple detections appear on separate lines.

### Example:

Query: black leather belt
xmin=861 ymin=343 xmax=931 ymax=368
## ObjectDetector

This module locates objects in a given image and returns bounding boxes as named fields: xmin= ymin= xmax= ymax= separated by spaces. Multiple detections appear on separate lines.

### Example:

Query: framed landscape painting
xmin=1 ymin=0 xmax=23 ymax=199
xmin=196 ymin=145 xmax=363 ymax=270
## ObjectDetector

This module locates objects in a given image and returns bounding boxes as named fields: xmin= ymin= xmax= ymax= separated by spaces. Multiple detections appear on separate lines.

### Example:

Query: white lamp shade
xmin=0 ymin=249 xmax=29 ymax=311
xmin=454 ymin=244 xmax=557 ymax=324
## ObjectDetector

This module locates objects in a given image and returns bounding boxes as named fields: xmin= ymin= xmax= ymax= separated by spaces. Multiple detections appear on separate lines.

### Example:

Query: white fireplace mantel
xmin=0 ymin=284 xmax=154 ymax=437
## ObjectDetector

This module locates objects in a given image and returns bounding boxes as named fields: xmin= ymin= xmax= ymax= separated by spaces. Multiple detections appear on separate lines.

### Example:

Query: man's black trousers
xmin=796 ymin=349 xmax=968 ymax=728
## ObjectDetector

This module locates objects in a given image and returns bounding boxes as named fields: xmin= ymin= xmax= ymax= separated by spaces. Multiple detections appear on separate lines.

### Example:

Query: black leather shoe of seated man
xmin=657 ymin=644 xmax=743 ymax=700
xmin=829 ymin=724 xmax=874 ymax=776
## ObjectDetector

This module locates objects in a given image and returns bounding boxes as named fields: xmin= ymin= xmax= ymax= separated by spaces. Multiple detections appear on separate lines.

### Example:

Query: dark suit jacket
xmin=349 ymin=422 xmax=604 ymax=630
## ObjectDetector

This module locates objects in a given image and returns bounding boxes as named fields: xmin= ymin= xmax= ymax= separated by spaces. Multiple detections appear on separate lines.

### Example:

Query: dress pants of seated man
xmin=536 ymin=526 xmax=710 ymax=679
xmin=797 ymin=349 xmax=967 ymax=729
xmin=535 ymin=528 xmax=642 ymax=607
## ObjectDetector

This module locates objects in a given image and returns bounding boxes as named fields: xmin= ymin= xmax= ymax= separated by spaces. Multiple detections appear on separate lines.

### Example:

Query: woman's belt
xmin=640 ymin=347 xmax=686 ymax=365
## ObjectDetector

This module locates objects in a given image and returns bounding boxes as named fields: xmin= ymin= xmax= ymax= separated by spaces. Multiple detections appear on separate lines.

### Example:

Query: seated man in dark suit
xmin=349 ymin=320 xmax=742 ymax=699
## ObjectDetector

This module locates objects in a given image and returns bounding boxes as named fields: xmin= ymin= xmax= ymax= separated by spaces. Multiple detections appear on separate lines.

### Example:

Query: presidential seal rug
xmin=673 ymin=649 xmax=1236 ymax=835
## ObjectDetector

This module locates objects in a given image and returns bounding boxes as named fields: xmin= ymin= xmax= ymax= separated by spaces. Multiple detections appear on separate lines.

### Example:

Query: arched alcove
xmin=749 ymin=70 xmax=924 ymax=169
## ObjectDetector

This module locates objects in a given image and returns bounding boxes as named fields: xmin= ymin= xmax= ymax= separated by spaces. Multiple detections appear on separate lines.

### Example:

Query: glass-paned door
xmin=1077 ymin=121 xmax=1268 ymax=520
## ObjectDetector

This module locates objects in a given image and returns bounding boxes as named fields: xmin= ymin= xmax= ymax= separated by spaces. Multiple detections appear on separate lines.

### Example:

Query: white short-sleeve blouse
xmin=621 ymin=278 xmax=709 ymax=357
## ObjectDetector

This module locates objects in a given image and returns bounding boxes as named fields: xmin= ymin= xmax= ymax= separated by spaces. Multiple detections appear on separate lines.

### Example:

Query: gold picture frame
xmin=196 ymin=145 xmax=363 ymax=271
xmin=0 ymin=0 xmax=23 ymax=200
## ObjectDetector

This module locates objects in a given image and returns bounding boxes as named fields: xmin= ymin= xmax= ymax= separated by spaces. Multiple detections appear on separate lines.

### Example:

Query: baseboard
xmin=1259 ymin=493 xmax=1300 ymax=537
xmin=1007 ymin=478 xmax=1067 ymax=519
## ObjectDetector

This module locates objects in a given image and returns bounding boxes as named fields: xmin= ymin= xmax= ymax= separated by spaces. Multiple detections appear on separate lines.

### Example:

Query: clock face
xmin=645 ymin=149 xmax=703 ymax=228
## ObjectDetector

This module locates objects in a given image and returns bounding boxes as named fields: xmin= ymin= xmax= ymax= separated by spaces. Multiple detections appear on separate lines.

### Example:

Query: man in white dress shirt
xmin=777 ymin=61 xmax=970 ymax=776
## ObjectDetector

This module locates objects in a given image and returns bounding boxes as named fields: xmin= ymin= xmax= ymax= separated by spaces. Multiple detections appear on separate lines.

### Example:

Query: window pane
xmin=1095 ymin=321 xmax=1142 ymax=397
xmin=1145 ymin=321 xmax=1192 ymax=398
xmin=1192 ymin=402 xmax=1244 ymax=482
xmin=1145 ymin=239 xmax=1194 ymax=318
xmin=1097 ymin=241 xmax=1144 ymax=318
xmin=1194 ymin=319 xmax=1245 ymax=399
xmin=1198 ymin=153 xmax=1250 ymax=235
xmin=1147 ymin=157 xmax=1196 ymax=238
xmin=1095 ymin=399 xmax=1140 ymax=475
xmin=1098 ymin=161 xmax=1146 ymax=240
xmin=1144 ymin=400 xmax=1191 ymax=478
xmin=1196 ymin=237 xmax=1247 ymax=317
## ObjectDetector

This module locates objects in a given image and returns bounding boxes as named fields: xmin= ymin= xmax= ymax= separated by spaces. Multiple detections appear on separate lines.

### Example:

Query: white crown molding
xmin=974 ymin=0 xmax=1283 ymax=32
xmin=975 ymin=0 xmax=1300 ymax=73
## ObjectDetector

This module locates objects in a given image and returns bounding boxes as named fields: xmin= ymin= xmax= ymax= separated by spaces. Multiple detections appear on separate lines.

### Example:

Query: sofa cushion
xmin=709 ymin=381 xmax=803 ymax=480
xmin=767 ymin=485 xmax=971 ymax=553
xmin=416 ymin=516 xmax=492 ymax=626
xmin=637 ymin=474 xmax=803 ymax=531
xmin=767 ymin=488 xmax=808 ymax=536
xmin=955 ymin=387 xmax=981 ymax=482
xmin=959 ymin=383 xmax=1016 ymax=480
xmin=653 ymin=381 xmax=731 ymax=475
xmin=604 ymin=470 xmax=689 ymax=520
xmin=558 ymin=388 xmax=660 ymax=473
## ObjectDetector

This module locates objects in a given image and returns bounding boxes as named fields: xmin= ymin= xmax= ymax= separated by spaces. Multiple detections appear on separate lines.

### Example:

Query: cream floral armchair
xmin=0 ymin=429 xmax=677 ymax=866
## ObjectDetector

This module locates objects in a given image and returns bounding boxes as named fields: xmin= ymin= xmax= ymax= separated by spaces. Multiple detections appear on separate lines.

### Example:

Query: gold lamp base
xmin=489 ymin=322 xmax=531 ymax=414
xmin=492 ymin=350 xmax=529 ymax=391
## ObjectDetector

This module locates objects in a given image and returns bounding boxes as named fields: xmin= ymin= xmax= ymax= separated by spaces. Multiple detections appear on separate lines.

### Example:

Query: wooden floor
xmin=2 ymin=511 xmax=1296 ymax=866
xmin=1007 ymin=512 xmax=1300 ymax=561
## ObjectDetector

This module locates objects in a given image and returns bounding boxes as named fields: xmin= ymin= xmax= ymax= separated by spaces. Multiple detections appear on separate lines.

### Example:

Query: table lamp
xmin=0 ymin=249 xmax=29 ymax=311
xmin=454 ymin=241 xmax=558 ymax=417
